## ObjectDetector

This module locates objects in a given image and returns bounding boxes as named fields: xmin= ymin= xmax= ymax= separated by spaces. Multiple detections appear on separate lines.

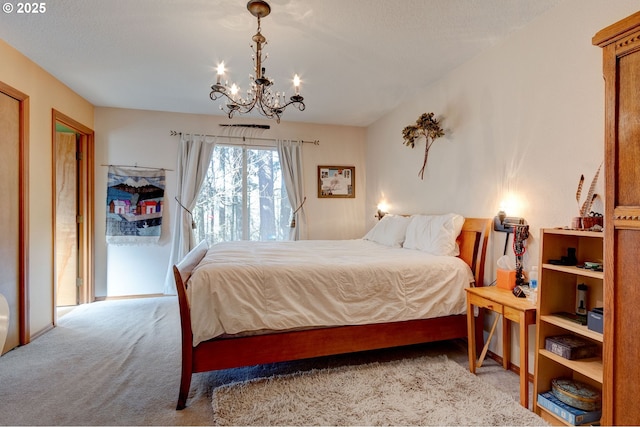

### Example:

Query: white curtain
xmin=277 ymin=139 xmax=307 ymax=240
xmin=163 ymin=134 xmax=215 ymax=295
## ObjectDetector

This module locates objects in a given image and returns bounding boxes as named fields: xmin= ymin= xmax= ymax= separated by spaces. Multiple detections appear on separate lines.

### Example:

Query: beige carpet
xmin=212 ymin=355 xmax=546 ymax=426
xmin=0 ymin=297 xmax=535 ymax=425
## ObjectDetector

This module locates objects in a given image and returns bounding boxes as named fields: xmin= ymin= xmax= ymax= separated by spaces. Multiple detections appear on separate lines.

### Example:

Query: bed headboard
xmin=457 ymin=218 xmax=491 ymax=287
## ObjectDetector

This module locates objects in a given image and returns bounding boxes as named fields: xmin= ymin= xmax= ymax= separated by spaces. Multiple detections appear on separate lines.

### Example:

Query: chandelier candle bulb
xmin=294 ymin=74 xmax=301 ymax=95
xmin=230 ymin=84 xmax=239 ymax=101
xmin=216 ymin=63 xmax=225 ymax=84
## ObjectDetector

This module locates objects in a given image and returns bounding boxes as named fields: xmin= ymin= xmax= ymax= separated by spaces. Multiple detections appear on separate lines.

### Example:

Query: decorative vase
xmin=571 ymin=217 xmax=583 ymax=229
xmin=571 ymin=216 xmax=603 ymax=230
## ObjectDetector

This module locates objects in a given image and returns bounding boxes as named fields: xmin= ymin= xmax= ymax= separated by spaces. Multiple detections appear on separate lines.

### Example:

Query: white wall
xmin=94 ymin=108 xmax=366 ymax=297
xmin=365 ymin=0 xmax=639 ymax=373
xmin=0 ymin=40 xmax=95 ymax=336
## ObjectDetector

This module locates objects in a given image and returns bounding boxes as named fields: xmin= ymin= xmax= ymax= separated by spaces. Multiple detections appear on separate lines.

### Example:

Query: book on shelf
xmin=553 ymin=311 xmax=588 ymax=326
xmin=538 ymin=391 xmax=602 ymax=425
xmin=545 ymin=334 xmax=598 ymax=360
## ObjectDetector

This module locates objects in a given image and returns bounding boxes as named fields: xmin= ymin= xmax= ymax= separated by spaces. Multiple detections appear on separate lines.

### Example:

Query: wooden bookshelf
xmin=533 ymin=228 xmax=604 ymax=425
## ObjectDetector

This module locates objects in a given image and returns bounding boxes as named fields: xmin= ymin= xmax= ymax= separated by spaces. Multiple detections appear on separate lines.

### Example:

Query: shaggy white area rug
xmin=212 ymin=355 xmax=547 ymax=426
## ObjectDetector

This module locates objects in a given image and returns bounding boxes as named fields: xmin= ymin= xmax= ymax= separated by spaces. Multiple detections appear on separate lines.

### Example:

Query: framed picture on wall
xmin=317 ymin=165 xmax=355 ymax=198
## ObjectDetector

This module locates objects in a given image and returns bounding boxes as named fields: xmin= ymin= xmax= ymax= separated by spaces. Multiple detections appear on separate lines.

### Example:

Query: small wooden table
xmin=465 ymin=286 xmax=536 ymax=409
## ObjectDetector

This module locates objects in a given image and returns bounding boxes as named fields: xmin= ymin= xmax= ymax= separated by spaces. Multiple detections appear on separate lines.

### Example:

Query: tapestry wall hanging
xmin=106 ymin=166 xmax=165 ymax=245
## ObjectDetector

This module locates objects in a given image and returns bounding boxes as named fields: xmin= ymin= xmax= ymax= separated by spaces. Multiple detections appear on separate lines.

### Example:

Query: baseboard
xmin=487 ymin=350 xmax=534 ymax=382
xmin=94 ymin=293 xmax=167 ymax=301
xmin=30 ymin=323 xmax=54 ymax=342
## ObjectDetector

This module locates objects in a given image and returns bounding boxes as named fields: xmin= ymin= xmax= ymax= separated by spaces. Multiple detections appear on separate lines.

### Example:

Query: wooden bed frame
xmin=173 ymin=217 xmax=491 ymax=410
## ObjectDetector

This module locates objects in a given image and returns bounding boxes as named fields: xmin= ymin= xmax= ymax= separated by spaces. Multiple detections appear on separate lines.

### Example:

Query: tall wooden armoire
xmin=593 ymin=11 xmax=640 ymax=426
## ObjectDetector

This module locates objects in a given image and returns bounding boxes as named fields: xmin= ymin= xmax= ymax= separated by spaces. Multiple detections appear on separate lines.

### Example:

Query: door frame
xmin=52 ymin=110 xmax=95 ymax=320
xmin=0 ymin=81 xmax=30 ymax=345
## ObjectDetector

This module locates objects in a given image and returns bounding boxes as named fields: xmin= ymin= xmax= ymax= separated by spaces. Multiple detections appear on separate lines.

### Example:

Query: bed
xmin=173 ymin=215 xmax=490 ymax=410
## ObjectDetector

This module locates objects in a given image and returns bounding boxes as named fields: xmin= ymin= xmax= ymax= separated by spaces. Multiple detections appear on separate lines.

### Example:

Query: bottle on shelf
xmin=576 ymin=283 xmax=588 ymax=317
xmin=528 ymin=265 xmax=538 ymax=303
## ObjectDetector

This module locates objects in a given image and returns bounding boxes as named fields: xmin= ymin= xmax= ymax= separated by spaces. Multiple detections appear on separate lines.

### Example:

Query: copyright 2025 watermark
xmin=3 ymin=2 xmax=47 ymax=13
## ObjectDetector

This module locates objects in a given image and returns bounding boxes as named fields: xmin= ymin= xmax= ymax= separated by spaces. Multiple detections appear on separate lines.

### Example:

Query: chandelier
xmin=209 ymin=0 xmax=305 ymax=123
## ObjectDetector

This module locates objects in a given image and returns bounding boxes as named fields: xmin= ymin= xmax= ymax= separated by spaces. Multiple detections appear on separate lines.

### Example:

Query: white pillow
xmin=362 ymin=214 xmax=411 ymax=248
xmin=403 ymin=213 xmax=465 ymax=256
xmin=176 ymin=240 xmax=209 ymax=284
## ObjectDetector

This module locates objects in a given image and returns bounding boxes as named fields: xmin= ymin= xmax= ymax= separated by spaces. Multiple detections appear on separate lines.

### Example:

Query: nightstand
xmin=465 ymin=286 xmax=536 ymax=409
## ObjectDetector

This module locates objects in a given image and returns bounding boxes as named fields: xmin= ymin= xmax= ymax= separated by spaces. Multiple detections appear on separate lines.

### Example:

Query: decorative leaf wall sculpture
xmin=402 ymin=112 xmax=445 ymax=179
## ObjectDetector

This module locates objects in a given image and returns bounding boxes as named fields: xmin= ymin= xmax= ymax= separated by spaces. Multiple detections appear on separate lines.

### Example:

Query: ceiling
xmin=0 ymin=0 xmax=562 ymax=127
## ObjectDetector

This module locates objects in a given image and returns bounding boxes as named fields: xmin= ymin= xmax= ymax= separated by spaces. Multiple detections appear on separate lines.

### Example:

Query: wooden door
xmin=593 ymin=11 xmax=640 ymax=426
xmin=55 ymin=132 xmax=79 ymax=306
xmin=52 ymin=110 xmax=95 ymax=310
xmin=0 ymin=91 xmax=21 ymax=354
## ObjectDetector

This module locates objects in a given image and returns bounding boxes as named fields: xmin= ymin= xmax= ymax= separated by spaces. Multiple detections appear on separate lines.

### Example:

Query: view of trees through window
xmin=193 ymin=145 xmax=292 ymax=244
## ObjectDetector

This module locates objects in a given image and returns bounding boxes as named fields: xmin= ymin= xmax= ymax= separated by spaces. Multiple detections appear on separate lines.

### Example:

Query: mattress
xmin=187 ymin=239 xmax=474 ymax=345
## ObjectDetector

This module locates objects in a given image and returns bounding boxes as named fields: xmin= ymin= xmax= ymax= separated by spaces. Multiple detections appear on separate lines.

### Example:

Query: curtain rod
xmin=169 ymin=130 xmax=320 ymax=145
xmin=100 ymin=163 xmax=173 ymax=171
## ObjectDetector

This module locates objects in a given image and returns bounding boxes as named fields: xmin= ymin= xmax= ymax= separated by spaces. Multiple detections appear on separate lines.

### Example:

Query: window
xmin=193 ymin=144 xmax=292 ymax=244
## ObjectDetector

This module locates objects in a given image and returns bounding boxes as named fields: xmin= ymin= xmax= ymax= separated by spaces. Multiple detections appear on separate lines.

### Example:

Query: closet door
xmin=0 ymin=90 xmax=20 ymax=354
xmin=55 ymin=132 xmax=79 ymax=307
xmin=593 ymin=11 xmax=640 ymax=426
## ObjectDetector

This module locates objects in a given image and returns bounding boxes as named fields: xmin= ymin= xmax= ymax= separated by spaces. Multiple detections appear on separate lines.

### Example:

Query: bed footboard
xmin=173 ymin=240 xmax=208 ymax=410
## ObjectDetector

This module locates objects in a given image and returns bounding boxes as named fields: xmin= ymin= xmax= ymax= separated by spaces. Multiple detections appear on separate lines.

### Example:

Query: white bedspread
xmin=187 ymin=239 xmax=474 ymax=345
